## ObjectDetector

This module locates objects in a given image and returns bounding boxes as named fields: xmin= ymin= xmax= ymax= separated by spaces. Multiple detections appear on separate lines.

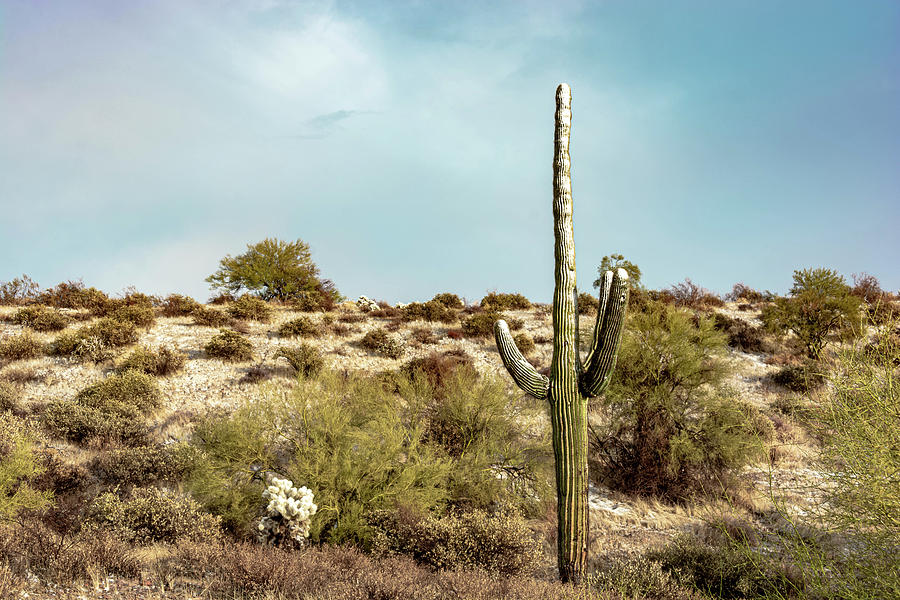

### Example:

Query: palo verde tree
xmin=494 ymin=84 xmax=629 ymax=584
xmin=206 ymin=238 xmax=341 ymax=304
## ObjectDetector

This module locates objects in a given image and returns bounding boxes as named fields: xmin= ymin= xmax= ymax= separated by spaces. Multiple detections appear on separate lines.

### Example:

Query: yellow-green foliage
xmin=116 ymin=345 xmax=186 ymax=377
xmin=110 ymin=304 xmax=156 ymax=328
xmin=370 ymin=508 xmax=542 ymax=575
xmin=205 ymin=329 xmax=254 ymax=362
xmin=227 ymin=295 xmax=273 ymax=322
xmin=87 ymin=487 xmax=221 ymax=545
xmin=0 ymin=331 xmax=44 ymax=362
xmin=187 ymin=368 xmax=550 ymax=544
xmin=278 ymin=316 xmax=320 ymax=338
xmin=277 ymin=344 xmax=324 ymax=376
xmin=12 ymin=305 xmax=71 ymax=332
xmin=0 ymin=412 xmax=52 ymax=519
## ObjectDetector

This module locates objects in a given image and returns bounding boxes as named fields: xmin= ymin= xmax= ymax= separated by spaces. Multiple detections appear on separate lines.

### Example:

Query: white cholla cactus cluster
xmin=356 ymin=295 xmax=380 ymax=312
xmin=256 ymin=476 xmax=317 ymax=548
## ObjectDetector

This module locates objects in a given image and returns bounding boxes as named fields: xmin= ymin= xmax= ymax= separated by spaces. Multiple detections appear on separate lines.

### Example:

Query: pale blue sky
xmin=1 ymin=0 xmax=898 ymax=303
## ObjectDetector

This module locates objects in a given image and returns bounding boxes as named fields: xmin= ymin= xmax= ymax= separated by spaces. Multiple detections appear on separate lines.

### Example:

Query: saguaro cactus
xmin=494 ymin=83 xmax=629 ymax=584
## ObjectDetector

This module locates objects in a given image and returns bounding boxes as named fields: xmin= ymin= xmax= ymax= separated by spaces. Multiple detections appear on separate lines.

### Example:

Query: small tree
xmin=762 ymin=268 xmax=862 ymax=358
xmin=594 ymin=254 xmax=642 ymax=289
xmin=206 ymin=238 xmax=341 ymax=303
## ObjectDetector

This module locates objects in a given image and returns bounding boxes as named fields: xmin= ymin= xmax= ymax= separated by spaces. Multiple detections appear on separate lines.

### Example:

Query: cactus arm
xmin=494 ymin=320 xmax=550 ymax=399
xmin=579 ymin=268 xmax=629 ymax=398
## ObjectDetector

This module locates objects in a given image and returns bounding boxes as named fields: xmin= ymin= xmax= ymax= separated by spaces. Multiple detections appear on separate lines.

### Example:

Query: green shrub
xmin=771 ymin=361 xmax=826 ymax=393
xmin=87 ymin=487 xmax=221 ymax=545
xmin=513 ymin=333 xmax=535 ymax=356
xmin=431 ymin=293 xmax=464 ymax=309
xmin=277 ymin=344 xmax=324 ymax=377
xmin=83 ymin=317 xmax=139 ymax=347
xmin=359 ymin=328 xmax=405 ymax=359
xmin=227 ymin=295 xmax=273 ymax=322
xmin=110 ymin=304 xmax=156 ymax=328
xmin=761 ymin=268 xmax=863 ymax=358
xmin=0 ymin=412 xmax=52 ymax=519
xmin=402 ymin=300 xmax=457 ymax=323
xmin=590 ymin=301 xmax=766 ymax=501
xmin=205 ymin=329 xmax=253 ymax=362
xmin=461 ymin=311 xmax=504 ymax=338
xmin=401 ymin=350 xmax=475 ymax=398
xmin=590 ymin=556 xmax=692 ymax=600
xmin=91 ymin=443 xmax=197 ymax=486
xmin=0 ymin=381 xmax=18 ymax=412
xmin=11 ymin=305 xmax=70 ymax=332
xmin=278 ymin=316 xmax=320 ymax=338
xmin=47 ymin=331 xmax=82 ymax=356
xmin=76 ymin=370 xmax=161 ymax=415
xmin=192 ymin=306 xmax=233 ymax=327
xmin=480 ymin=292 xmax=531 ymax=311
xmin=577 ymin=291 xmax=599 ymax=315
xmin=593 ymin=254 xmax=643 ymax=289
xmin=42 ymin=401 xmax=150 ymax=447
xmin=712 ymin=313 xmax=772 ymax=353
xmin=187 ymin=369 xmax=550 ymax=543
xmin=727 ymin=283 xmax=765 ymax=304
xmin=0 ymin=331 xmax=43 ymax=362
xmin=116 ymin=345 xmax=186 ymax=377
xmin=160 ymin=294 xmax=201 ymax=317
xmin=370 ymin=507 xmax=542 ymax=575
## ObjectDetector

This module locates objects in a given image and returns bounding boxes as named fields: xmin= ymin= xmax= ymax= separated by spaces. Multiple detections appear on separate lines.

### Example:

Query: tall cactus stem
xmin=493 ymin=83 xmax=629 ymax=584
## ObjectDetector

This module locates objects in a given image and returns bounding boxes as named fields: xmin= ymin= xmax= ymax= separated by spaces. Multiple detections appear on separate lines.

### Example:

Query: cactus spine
xmin=494 ymin=83 xmax=629 ymax=584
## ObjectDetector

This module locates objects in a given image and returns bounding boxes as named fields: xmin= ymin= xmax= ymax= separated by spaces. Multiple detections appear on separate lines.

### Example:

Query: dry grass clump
xmin=116 ymin=345 xmax=186 ymax=377
xmin=278 ymin=344 xmax=325 ymax=376
xmin=192 ymin=306 xmax=234 ymax=327
xmin=11 ymin=305 xmax=71 ymax=331
xmin=160 ymin=293 xmax=201 ymax=317
xmin=0 ymin=381 xmax=18 ymax=412
xmin=0 ymin=331 xmax=44 ymax=362
xmin=359 ymin=328 xmax=405 ymax=359
xmin=227 ymin=295 xmax=273 ymax=322
xmin=205 ymin=329 xmax=254 ymax=362
xmin=278 ymin=316 xmax=321 ymax=338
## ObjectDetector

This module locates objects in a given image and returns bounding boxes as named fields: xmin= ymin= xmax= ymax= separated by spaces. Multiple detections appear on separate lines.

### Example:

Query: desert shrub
xmin=192 ymin=306 xmax=233 ymax=327
xmin=0 ymin=331 xmax=43 ymax=362
xmin=507 ymin=317 xmax=524 ymax=331
xmin=727 ymin=283 xmax=765 ymax=304
xmin=371 ymin=305 xmax=401 ymax=318
xmin=43 ymin=401 xmax=151 ymax=447
xmin=431 ymin=293 xmax=464 ymax=309
xmin=83 ymin=317 xmax=139 ymax=347
xmin=359 ymin=328 xmax=405 ymax=359
xmin=0 ymin=382 xmax=18 ymax=412
xmin=160 ymin=293 xmax=200 ymax=317
xmin=593 ymin=254 xmax=642 ymax=289
xmin=591 ymin=556 xmax=694 ymax=600
xmin=850 ymin=272 xmax=889 ymax=305
xmin=87 ymin=487 xmax=221 ymax=545
xmin=513 ymin=333 xmax=535 ymax=356
xmin=36 ymin=280 xmax=108 ymax=310
xmin=0 ymin=275 xmax=40 ymax=305
xmin=647 ymin=534 xmax=799 ymax=599
xmin=227 ymin=295 xmax=273 ymax=322
xmin=205 ymin=329 xmax=254 ymax=362
xmin=446 ymin=329 xmax=463 ymax=340
xmin=11 ymin=305 xmax=70 ymax=332
xmin=337 ymin=312 xmax=366 ymax=323
xmin=0 ymin=365 xmax=45 ymax=385
xmin=480 ymin=292 xmax=531 ymax=311
xmin=278 ymin=316 xmax=320 ymax=338
xmin=109 ymin=304 xmax=155 ymax=328
xmin=330 ymin=323 xmax=351 ymax=337
xmin=91 ymin=443 xmax=197 ymax=487
xmin=238 ymin=365 xmax=275 ymax=385
xmin=411 ymin=327 xmax=439 ymax=345
xmin=667 ymin=278 xmax=724 ymax=309
xmin=116 ymin=345 xmax=185 ymax=377
xmin=761 ymin=268 xmax=863 ymax=358
xmin=1 ymin=413 xmax=52 ymax=520
xmin=206 ymin=238 xmax=342 ymax=306
xmin=187 ymin=368 xmax=550 ymax=544
xmin=369 ymin=507 xmax=541 ymax=575
xmin=462 ymin=311 xmax=504 ymax=338
xmin=402 ymin=300 xmax=457 ymax=323
xmin=77 ymin=370 xmax=162 ymax=414
xmin=712 ymin=313 xmax=772 ymax=353
xmin=590 ymin=301 xmax=766 ymax=501
xmin=208 ymin=292 xmax=235 ymax=305
xmin=771 ymin=361 xmax=826 ymax=393
xmin=278 ymin=344 xmax=324 ymax=377
xmin=577 ymin=291 xmax=599 ymax=315
xmin=401 ymin=350 xmax=475 ymax=397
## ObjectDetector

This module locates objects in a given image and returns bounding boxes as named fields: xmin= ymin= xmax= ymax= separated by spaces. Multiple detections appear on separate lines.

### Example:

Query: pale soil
xmin=0 ymin=299 xmax=822 ymax=596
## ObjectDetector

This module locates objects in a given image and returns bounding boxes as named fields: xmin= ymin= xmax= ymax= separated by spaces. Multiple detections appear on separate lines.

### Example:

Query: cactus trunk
xmin=494 ymin=83 xmax=629 ymax=584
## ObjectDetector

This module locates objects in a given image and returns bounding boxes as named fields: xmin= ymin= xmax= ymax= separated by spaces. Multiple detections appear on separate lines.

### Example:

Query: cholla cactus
xmin=256 ymin=476 xmax=317 ymax=548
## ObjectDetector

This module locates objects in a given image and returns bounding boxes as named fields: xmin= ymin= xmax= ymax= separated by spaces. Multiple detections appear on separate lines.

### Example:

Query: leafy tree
xmin=761 ymin=268 xmax=862 ymax=358
xmin=593 ymin=254 xmax=642 ymax=289
xmin=589 ymin=301 xmax=768 ymax=501
xmin=206 ymin=238 xmax=341 ymax=303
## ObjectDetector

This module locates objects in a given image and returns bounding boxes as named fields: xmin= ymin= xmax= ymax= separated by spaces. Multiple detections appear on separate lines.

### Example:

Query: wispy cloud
xmin=293 ymin=109 xmax=372 ymax=139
